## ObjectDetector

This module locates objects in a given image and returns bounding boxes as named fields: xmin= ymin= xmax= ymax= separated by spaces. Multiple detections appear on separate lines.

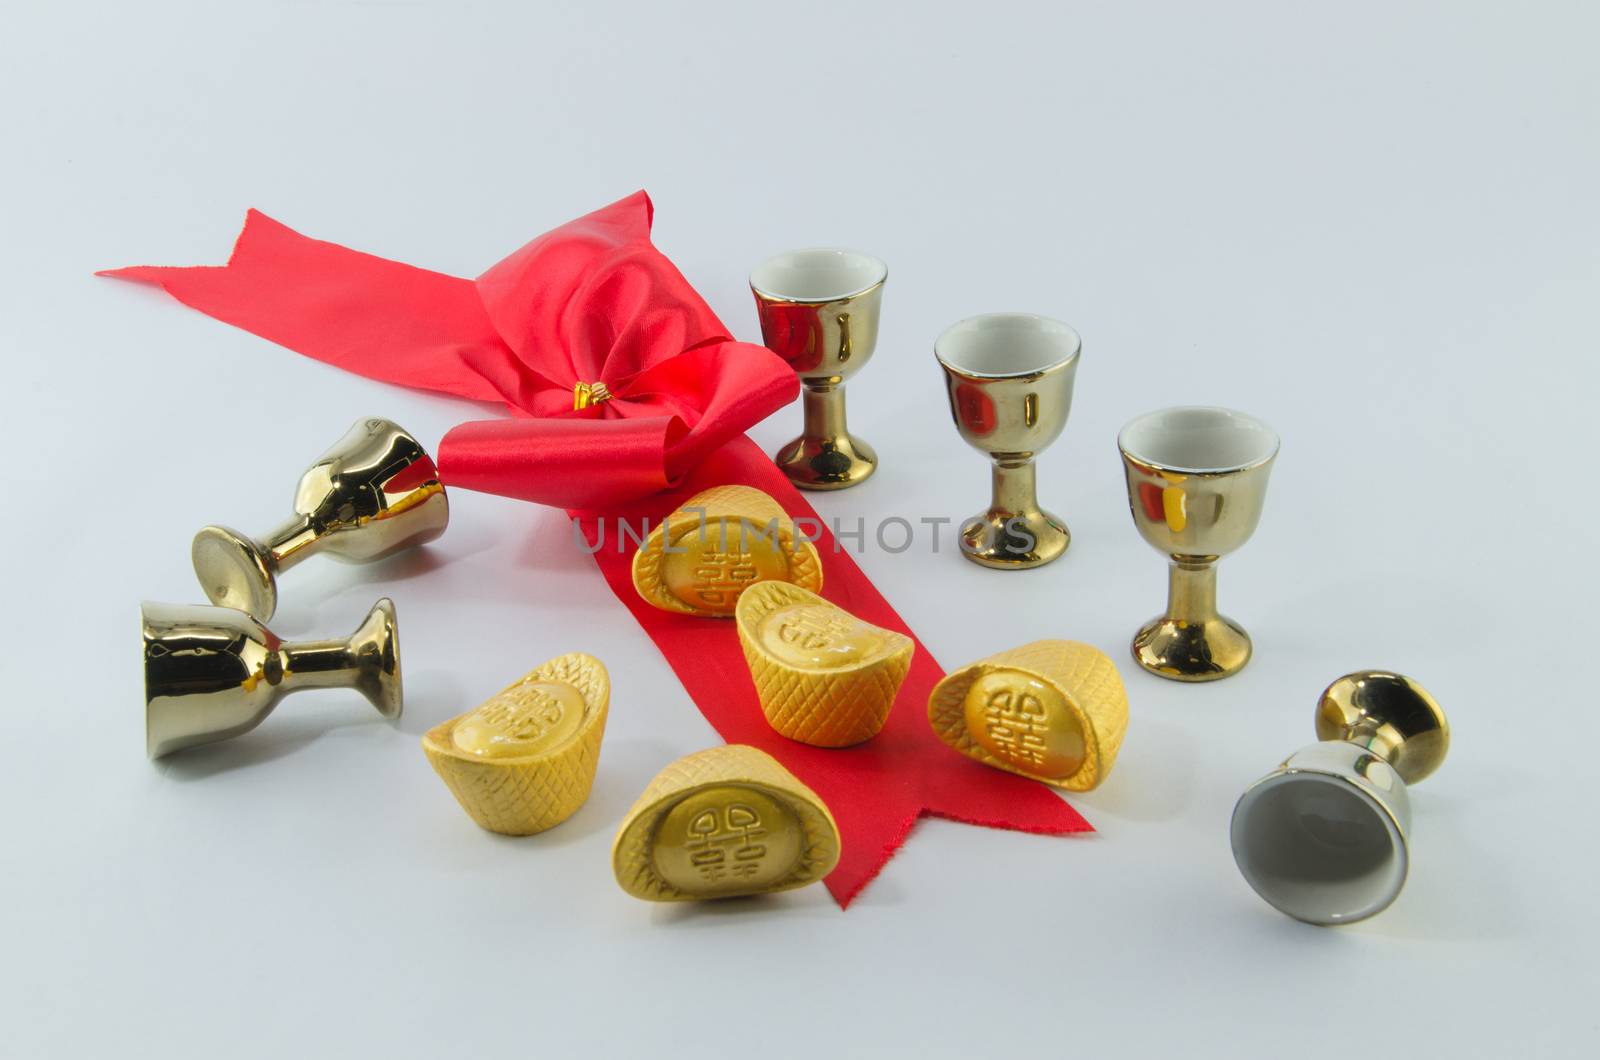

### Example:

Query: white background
xmin=3 ymin=2 xmax=1596 ymax=1056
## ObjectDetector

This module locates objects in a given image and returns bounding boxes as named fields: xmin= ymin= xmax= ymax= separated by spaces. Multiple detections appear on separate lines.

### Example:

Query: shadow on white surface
xmin=1072 ymin=716 xmax=1197 ymax=824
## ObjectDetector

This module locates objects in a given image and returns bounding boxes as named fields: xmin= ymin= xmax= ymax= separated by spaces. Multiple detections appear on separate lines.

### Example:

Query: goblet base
xmin=774 ymin=433 xmax=877 ymax=491
xmin=1132 ymin=614 xmax=1252 ymax=681
xmin=192 ymin=525 xmax=278 ymax=621
xmin=958 ymin=509 xmax=1070 ymax=569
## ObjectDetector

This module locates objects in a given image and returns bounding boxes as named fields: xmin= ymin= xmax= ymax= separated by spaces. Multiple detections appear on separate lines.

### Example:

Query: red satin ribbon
xmin=102 ymin=192 xmax=1091 ymax=906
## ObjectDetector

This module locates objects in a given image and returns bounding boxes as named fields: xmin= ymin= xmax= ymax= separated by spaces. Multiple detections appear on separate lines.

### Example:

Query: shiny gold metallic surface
xmin=751 ymin=249 xmax=886 ymax=490
xmin=143 ymin=598 xmax=401 ymax=759
xmin=192 ymin=417 xmax=449 ymax=622
xmin=934 ymin=314 xmax=1081 ymax=569
xmin=735 ymin=582 xmax=913 ymax=747
xmin=613 ymin=745 xmax=840 ymax=901
xmin=422 ymin=653 xmax=610 ymax=836
xmin=1231 ymin=670 xmax=1448 ymax=925
xmin=632 ymin=485 xmax=822 ymax=617
xmin=1117 ymin=407 xmax=1278 ymax=681
xmin=928 ymin=640 xmax=1128 ymax=791
xmin=1316 ymin=670 xmax=1449 ymax=785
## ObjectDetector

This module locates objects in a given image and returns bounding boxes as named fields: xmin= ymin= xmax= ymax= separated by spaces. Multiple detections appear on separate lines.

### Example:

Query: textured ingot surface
xmin=962 ymin=669 xmax=1086 ymax=779
xmin=613 ymin=745 xmax=839 ymax=901
xmin=632 ymin=485 xmax=822 ymax=617
xmin=929 ymin=640 xmax=1128 ymax=792
xmin=651 ymin=786 xmax=804 ymax=896
xmin=758 ymin=605 xmax=892 ymax=670
xmin=422 ymin=653 xmax=609 ymax=835
xmin=450 ymin=681 xmax=585 ymax=758
xmin=735 ymin=582 xmax=913 ymax=747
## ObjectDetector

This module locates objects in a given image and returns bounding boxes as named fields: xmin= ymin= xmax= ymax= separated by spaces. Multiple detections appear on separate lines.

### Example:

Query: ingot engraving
xmin=962 ymin=669 xmax=1086 ymax=779
xmin=612 ymin=745 xmax=840 ymax=901
xmin=757 ymin=604 xmax=890 ymax=670
xmin=660 ymin=521 xmax=792 ymax=614
xmin=651 ymin=786 xmax=803 ymax=896
xmin=451 ymin=681 xmax=585 ymax=758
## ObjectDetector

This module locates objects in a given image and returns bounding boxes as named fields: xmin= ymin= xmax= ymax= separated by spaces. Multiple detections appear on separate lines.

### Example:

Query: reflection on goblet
xmin=142 ymin=598 xmax=402 ymax=758
xmin=1117 ymin=406 xmax=1278 ymax=680
xmin=935 ymin=313 xmax=1080 ymax=569
xmin=1230 ymin=671 xmax=1450 ymax=925
xmin=191 ymin=417 xmax=448 ymax=622
xmin=751 ymin=249 xmax=886 ymax=490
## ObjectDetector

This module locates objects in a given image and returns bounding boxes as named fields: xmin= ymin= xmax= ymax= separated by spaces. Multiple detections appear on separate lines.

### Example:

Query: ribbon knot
xmin=573 ymin=380 xmax=612 ymax=410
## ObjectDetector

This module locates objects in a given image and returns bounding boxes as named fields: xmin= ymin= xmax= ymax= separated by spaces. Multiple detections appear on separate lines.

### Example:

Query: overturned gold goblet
xmin=142 ymin=598 xmax=401 ymax=758
xmin=751 ymin=248 xmax=886 ymax=490
xmin=1231 ymin=670 xmax=1449 ymax=925
xmin=935 ymin=313 xmax=1080 ymax=569
xmin=1118 ymin=406 xmax=1278 ymax=681
xmin=192 ymin=417 xmax=448 ymax=622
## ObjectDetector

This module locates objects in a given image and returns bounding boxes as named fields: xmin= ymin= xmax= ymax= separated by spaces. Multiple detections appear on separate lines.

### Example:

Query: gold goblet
xmin=935 ymin=313 xmax=1081 ymax=569
xmin=750 ymin=249 xmax=886 ymax=490
xmin=1117 ymin=406 xmax=1278 ymax=681
xmin=142 ymin=598 xmax=401 ymax=758
xmin=1230 ymin=671 xmax=1449 ymax=924
xmin=192 ymin=417 xmax=449 ymax=622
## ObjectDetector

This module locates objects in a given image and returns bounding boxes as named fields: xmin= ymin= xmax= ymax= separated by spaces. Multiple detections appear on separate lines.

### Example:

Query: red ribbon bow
xmin=103 ymin=192 xmax=1091 ymax=906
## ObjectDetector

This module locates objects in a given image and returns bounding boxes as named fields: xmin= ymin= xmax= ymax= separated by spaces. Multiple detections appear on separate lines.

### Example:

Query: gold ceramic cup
xmin=1230 ymin=671 xmax=1449 ymax=925
xmin=142 ymin=598 xmax=401 ymax=758
xmin=735 ymin=582 xmax=913 ymax=747
xmin=632 ymin=485 xmax=823 ymax=617
xmin=192 ymin=417 xmax=449 ymax=622
xmin=928 ymin=640 xmax=1128 ymax=791
xmin=422 ymin=653 xmax=609 ymax=835
xmin=612 ymin=745 xmax=841 ymax=902
xmin=1118 ymin=407 xmax=1279 ymax=681
xmin=934 ymin=314 xmax=1081 ymax=569
xmin=751 ymin=248 xmax=887 ymax=490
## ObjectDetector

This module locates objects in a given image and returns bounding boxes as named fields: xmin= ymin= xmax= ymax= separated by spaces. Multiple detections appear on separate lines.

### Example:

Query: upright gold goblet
xmin=935 ymin=313 xmax=1081 ymax=569
xmin=751 ymin=249 xmax=886 ymax=490
xmin=1117 ymin=406 xmax=1279 ymax=681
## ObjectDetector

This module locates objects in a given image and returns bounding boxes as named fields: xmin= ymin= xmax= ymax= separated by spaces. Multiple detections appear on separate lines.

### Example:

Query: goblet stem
xmin=280 ymin=638 xmax=360 ymax=692
xmin=1165 ymin=558 xmax=1220 ymax=624
xmin=802 ymin=383 xmax=848 ymax=446
xmin=991 ymin=458 xmax=1039 ymax=518
xmin=263 ymin=514 xmax=319 ymax=571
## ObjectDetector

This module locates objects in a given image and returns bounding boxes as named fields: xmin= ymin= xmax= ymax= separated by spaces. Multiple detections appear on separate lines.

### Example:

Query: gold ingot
xmin=612 ymin=745 xmax=840 ymax=901
xmin=735 ymin=583 xmax=913 ymax=747
xmin=928 ymin=640 xmax=1128 ymax=791
xmin=422 ymin=653 xmax=609 ymax=835
xmin=631 ymin=485 xmax=822 ymax=617
xmin=192 ymin=417 xmax=449 ymax=622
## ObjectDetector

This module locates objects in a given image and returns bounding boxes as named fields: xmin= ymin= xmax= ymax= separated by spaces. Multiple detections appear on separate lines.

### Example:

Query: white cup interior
xmin=750 ymin=248 xmax=886 ymax=302
xmin=1230 ymin=773 xmax=1407 ymax=924
xmin=1119 ymin=406 xmax=1278 ymax=473
xmin=934 ymin=313 xmax=1081 ymax=378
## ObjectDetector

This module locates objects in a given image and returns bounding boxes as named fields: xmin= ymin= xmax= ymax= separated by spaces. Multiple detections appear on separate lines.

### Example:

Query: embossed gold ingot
xmin=1231 ymin=671 xmax=1449 ymax=925
xmin=422 ymin=653 xmax=610 ymax=836
xmin=928 ymin=640 xmax=1128 ymax=791
xmin=735 ymin=582 xmax=913 ymax=747
xmin=192 ymin=417 xmax=449 ymax=622
xmin=613 ymin=745 xmax=840 ymax=901
xmin=751 ymin=249 xmax=886 ymax=490
xmin=142 ymin=598 xmax=401 ymax=759
xmin=632 ymin=485 xmax=823 ymax=617
xmin=934 ymin=314 xmax=1081 ymax=569
xmin=1118 ymin=406 xmax=1279 ymax=681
